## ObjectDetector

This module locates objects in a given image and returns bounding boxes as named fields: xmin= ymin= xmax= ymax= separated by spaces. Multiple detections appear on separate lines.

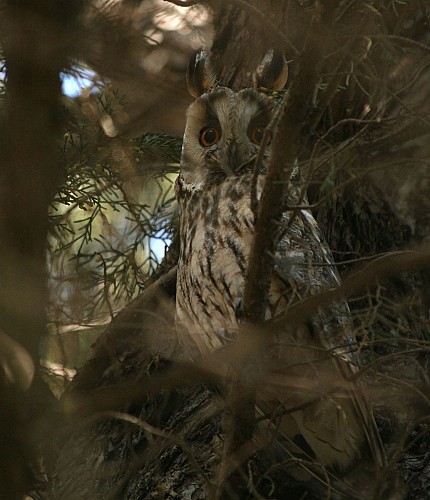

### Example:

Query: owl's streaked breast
xmin=175 ymin=170 xmax=348 ymax=356
xmin=176 ymin=173 xmax=254 ymax=353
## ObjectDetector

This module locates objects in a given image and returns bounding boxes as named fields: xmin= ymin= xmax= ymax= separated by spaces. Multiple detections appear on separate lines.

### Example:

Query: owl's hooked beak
xmin=228 ymin=143 xmax=240 ymax=171
xmin=228 ymin=143 xmax=255 ymax=174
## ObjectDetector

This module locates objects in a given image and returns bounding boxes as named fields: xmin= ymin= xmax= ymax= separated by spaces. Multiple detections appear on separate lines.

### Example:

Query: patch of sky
xmin=0 ymin=64 xmax=98 ymax=98
xmin=60 ymin=66 xmax=172 ymax=265
xmin=150 ymin=230 xmax=172 ymax=263
xmin=0 ymin=63 xmax=6 ymax=93
xmin=61 ymin=68 xmax=98 ymax=97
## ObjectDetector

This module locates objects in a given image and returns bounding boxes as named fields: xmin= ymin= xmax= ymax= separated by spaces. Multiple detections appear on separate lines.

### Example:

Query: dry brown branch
xmin=65 ymin=264 xmax=178 ymax=396
xmin=217 ymin=8 xmax=328 ymax=476
xmin=271 ymin=249 xmax=430 ymax=334
xmin=243 ymin=7 xmax=324 ymax=324
xmin=165 ymin=0 xmax=200 ymax=5
xmin=62 ymin=359 xmax=224 ymax=417
xmin=0 ymin=4 xmax=82 ymax=498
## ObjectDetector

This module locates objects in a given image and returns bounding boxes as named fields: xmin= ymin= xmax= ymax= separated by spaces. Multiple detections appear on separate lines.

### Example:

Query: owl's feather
xmin=176 ymin=85 xmax=384 ymax=475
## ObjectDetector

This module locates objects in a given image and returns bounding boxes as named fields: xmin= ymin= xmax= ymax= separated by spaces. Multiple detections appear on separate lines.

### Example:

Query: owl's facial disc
xmin=179 ymin=87 xmax=273 ymax=188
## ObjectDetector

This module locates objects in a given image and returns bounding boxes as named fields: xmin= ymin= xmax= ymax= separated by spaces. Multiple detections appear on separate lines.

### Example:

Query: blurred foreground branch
xmin=0 ymin=2 xmax=80 ymax=498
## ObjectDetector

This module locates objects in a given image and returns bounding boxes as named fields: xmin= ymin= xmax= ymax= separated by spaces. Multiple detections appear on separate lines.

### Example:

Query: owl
xmin=175 ymin=49 xmax=384 ymax=477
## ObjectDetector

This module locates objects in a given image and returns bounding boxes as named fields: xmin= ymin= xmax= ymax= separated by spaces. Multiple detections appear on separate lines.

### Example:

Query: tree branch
xmin=164 ymin=0 xmax=200 ymax=6
xmin=0 ymin=4 xmax=81 ymax=497
xmin=271 ymin=249 xmax=430 ymax=336
xmin=243 ymin=8 xmax=324 ymax=325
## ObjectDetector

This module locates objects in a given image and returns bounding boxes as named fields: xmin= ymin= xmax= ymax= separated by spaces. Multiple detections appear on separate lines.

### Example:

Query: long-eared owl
xmin=175 ymin=49 xmax=383 ymax=475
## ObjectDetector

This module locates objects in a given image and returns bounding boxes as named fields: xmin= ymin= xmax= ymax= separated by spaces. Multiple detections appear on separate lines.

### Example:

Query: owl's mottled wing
xmin=250 ymin=178 xmax=385 ymax=471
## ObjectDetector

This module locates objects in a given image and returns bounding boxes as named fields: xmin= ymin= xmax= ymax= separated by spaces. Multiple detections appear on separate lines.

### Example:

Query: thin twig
xmin=243 ymin=8 xmax=324 ymax=325
xmin=250 ymin=91 xmax=289 ymax=219
xmin=370 ymin=33 xmax=430 ymax=54
xmin=270 ymin=248 xmax=430 ymax=335
xmin=220 ymin=6 xmax=326 ymax=482
xmin=164 ymin=0 xmax=199 ymax=5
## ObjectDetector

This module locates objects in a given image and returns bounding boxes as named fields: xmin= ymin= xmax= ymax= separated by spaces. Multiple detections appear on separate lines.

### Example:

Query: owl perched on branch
xmin=175 ymin=49 xmax=384 ymax=478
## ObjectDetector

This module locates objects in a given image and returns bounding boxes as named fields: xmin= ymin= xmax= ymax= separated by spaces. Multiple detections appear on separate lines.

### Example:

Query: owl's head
xmin=178 ymin=50 xmax=288 ymax=192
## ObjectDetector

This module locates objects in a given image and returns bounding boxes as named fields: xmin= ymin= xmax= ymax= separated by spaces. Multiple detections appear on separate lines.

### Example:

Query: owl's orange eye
xmin=199 ymin=127 xmax=221 ymax=147
xmin=250 ymin=127 xmax=270 ymax=145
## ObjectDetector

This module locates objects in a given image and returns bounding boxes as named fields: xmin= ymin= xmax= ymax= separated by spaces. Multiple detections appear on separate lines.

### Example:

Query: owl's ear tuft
xmin=253 ymin=49 xmax=288 ymax=91
xmin=187 ymin=49 xmax=217 ymax=97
